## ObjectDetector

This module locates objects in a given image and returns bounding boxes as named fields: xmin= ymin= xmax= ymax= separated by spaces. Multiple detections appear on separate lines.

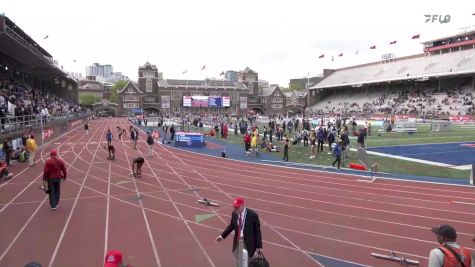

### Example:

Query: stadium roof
xmin=422 ymin=29 xmax=475 ymax=44
xmin=157 ymin=79 xmax=248 ymax=90
xmin=310 ymin=49 xmax=475 ymax=90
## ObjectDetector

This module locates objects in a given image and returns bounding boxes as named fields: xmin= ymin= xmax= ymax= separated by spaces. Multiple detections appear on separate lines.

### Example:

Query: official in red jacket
xmin=43 ymin=149 xmax=67 ymax=210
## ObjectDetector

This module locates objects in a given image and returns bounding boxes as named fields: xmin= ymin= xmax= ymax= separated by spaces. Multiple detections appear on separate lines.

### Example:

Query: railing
xmin=0 ymin=112 xmax=92 ymax=135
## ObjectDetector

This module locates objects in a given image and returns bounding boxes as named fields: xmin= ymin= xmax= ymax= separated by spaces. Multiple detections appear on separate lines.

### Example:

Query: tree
xmin=79 ymin=93 xmax=100 ymax=106
xmin=109 ymin=80 xmax=128 ymax=103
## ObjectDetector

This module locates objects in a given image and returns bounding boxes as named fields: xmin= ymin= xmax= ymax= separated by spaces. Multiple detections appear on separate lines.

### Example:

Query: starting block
xmin=371 ymin=252 xmax=419 ymax=265
xmin=197 ymin=198 xmax=219 ymax=207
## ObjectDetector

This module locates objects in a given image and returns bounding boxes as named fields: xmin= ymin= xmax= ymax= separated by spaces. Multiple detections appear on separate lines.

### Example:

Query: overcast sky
xmin=3 ymin=0 xmax=474 ymax=86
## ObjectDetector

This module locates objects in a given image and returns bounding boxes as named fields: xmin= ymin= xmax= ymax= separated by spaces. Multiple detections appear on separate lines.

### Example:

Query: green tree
xmin=79 ymin=93 xmax=100 ymax=106
xmin=109 ymin=80 xmax=128 ymax=103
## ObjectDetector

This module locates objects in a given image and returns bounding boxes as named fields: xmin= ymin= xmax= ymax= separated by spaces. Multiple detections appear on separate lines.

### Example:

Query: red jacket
xmin=43 ymin=158 xmax=67 ymax=180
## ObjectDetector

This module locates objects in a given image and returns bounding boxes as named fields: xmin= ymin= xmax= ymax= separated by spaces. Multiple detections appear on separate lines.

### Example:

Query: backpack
xmin=249 ymin=251 xmax=270 ymax=267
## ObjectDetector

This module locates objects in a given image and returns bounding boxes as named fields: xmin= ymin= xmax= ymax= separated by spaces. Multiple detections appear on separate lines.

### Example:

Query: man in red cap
xmin=216 ymin=197 xmax=263 ymax=266
xmin=42 ymin=149 xmax=67 ymax=210
xmin=428 ymin=224 xmax=472 ymax=267
xmin=104 ymin=250 xmax=124 ymax=267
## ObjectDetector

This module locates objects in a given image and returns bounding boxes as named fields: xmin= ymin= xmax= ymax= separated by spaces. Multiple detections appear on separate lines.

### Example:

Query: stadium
xmin=1 ymin=5 xmax=475 ymax=267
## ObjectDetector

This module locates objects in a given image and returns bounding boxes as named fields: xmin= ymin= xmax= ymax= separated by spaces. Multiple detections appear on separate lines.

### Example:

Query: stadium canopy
xmin=0 ymin=15 xmax=73 ymax=82
xmin=310 ymin=49 xmax=475 ymax=90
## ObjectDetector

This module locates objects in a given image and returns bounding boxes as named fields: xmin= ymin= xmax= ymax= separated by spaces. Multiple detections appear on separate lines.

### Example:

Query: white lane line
xmin=48 ymin=123 xmax=109 ymax=267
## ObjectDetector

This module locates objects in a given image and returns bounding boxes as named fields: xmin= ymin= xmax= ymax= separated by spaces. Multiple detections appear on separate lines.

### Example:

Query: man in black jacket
xmin=2 ymin=137 xmax=12 ymax=166
xmin=216 ymin=197 xmax=263 ymax=266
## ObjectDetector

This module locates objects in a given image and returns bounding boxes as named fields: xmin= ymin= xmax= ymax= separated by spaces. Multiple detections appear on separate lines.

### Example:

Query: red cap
xmin=104 ymin=250 xmax=123 ymax=267
xmin=233 ymin=197 xmax=244 ymax=208
xmin=50 ymin=149 xmax=58 ymax=156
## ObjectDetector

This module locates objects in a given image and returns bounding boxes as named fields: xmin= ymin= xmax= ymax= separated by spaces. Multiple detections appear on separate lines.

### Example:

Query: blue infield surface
xmin=367 ymin=142 xmax=475 ymax=166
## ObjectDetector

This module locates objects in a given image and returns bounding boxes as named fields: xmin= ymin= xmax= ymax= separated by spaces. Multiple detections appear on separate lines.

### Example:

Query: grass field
xmin=189 ymin=124 xmax=474 ymax=179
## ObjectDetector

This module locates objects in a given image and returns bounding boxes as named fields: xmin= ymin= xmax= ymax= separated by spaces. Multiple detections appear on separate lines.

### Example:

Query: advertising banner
xmin=174 ymin=132 xmax=205 ymax=148
xmin=161 ymin=95 xmax=170 ymax=109
xmin=239 ymin=97 xmax=248 ymax=109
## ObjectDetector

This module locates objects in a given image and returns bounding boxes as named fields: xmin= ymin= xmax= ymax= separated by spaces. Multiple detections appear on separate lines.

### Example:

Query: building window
xmin=272 ymin=97 xmax=282 ymax=103
xmin=249 ymin=86 xmax=254 ymax=94
xmin=144 ymin=97 xmax=155 ymax=102
xmin=146 ymin=79 xmax=152 ymax=92
xmin=171 ymin=91 xmax=182 ymax=100
xmin=123 ymin=95 xmax=138 ymax=101
xmin=127 ymin=88 xmax=134 ymax=93
xmin=143 ymin=71 xmax=155 ymax=78
xmin=312 ymin=90 xmax=316 ymax=96
xmin=123 ymin=103 xmax=139 ymax=109
xmin=172 ymin=106 xmax=180 ymax=113
xmin=272 ymin=104 xmax=283 ymax=109
xmin=274 ymin=92 xmax=281 ymax=97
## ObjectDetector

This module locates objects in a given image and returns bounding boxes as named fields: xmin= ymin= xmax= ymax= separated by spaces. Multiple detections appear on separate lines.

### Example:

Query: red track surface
xmin=1 ymin=118 xmax=474 ymax=267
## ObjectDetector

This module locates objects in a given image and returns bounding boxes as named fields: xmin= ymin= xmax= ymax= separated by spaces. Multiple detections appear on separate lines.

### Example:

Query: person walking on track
xmin=42 ymin=149 xmax=67 ymax=210
xmin=146 ymin=132 xmax=154 ymax=157
xmin=216 ymin=197 xmax=263 ymax=267
xmin=131 ymin=156 xmax=144 ymax=177
xmin=429 ymin=224 xmax=473 ymax=267
xmin=26 ymin=135 xmax=37 ymax=167
xmin=106 ymin=129 xmax=114 ymax=147
xmin=84 ymin=122 xmax=89 ymax=136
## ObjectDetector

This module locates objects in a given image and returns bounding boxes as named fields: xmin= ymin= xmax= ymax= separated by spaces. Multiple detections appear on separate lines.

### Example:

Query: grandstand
xmin=0 ymin=15 xmax=90 ymax=140
xmin=308 ymin=30 xmax=475 ymax=117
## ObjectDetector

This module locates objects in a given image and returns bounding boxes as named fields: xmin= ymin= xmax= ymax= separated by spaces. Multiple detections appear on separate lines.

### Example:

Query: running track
xmin=0 ymin=118 xmax=474 ymax=267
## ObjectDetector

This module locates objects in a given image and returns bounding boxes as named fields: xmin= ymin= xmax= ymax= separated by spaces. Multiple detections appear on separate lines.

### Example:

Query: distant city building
xmin=225 ymin=70 xmax=238 ymax=82
xmin=86 ymin=63 xmax=113 ymax=78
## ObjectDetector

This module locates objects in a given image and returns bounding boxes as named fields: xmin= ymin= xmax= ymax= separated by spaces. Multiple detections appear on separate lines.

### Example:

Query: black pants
xmin=283 ymin=150 xmax=288 ymax=161
xmin=47 ymin=178 xmax=62 ymax=208
xmin=4 ymin=150 xmax=10 ymax=166
xmin=328 ymin=142 xmax=333 ymax=151
xmin=317 ymin=140 xmax=324 ymax=152
xmin=170 ymin=133 xmax=175 ymax=141
xmin=303 ymin=138 xmax=308 ymax=147
xmin=332 ymin=156 xmax=341 ymax=169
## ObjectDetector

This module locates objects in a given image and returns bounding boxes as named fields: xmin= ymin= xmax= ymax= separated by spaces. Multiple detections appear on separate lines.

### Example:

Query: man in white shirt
xmin=428 ymin=224 xmax=473 ymax=267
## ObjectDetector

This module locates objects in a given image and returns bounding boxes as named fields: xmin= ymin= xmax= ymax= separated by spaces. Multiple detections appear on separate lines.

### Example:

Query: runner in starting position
xmin=131 ymin=156 xmax=144 ymax=177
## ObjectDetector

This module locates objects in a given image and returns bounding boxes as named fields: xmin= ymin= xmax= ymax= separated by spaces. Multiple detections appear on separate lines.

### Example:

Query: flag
xmin=412 ymin=34 xmax=420 ymax=39
xmin=201 ymin=65 xmax=206 ymax=70
xmin=182 ymin=70 xmax=188 ymax=75
xmin=338 ymin=53 xmax=343 ymax=57
xmin=389 ymin=40 xmax=397 ymax=44
xmin=370 ymin=45 xmax=376 ymax=49
xmin=355 ymin=50 xmax=359 ymax=55
xmin=220 ymin=71 xmax=224 ymax=76
xmin=318 ymin=54 xmax=324 ymax=59
xmin=44 ymin=35 xmax=49 ymax=39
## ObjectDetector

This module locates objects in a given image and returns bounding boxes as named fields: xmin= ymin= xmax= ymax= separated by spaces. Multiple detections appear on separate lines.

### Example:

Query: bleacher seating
xmin=310 ymin=85 xmax=475 ymax=116
xmin=0 ymin=78 xmax=88 ymax=133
